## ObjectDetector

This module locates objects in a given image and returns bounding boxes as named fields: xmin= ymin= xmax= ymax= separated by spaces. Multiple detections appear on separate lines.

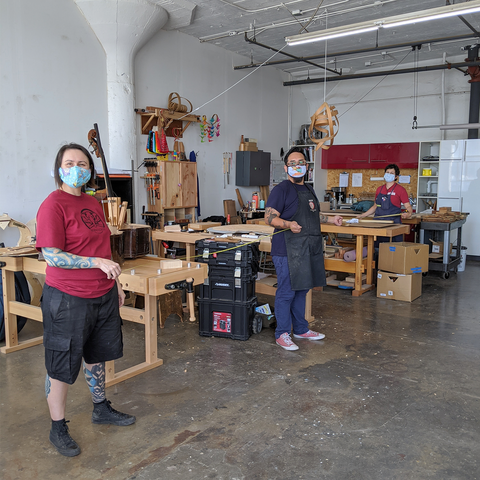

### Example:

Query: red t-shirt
xmin=36 ymin=190 xmax=114 ymax=298
xmin=375 ymin=183 xmax=409 ymax=208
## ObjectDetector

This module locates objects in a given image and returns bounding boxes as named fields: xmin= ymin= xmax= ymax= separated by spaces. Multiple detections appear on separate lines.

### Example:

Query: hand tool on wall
xmin=223 ymin=152 xmax=232 ymax=187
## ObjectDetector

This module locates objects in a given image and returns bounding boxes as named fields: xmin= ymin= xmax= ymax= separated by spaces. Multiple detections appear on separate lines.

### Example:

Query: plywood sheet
xmin=188 ymin=222 xmax=222 ymax=231
xmin=207 ymin=224 xmax=274 ymax=235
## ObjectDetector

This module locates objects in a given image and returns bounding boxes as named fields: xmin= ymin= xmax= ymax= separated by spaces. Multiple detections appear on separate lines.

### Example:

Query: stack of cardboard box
xmin=377 ymin=242 xmax=429 ymax=302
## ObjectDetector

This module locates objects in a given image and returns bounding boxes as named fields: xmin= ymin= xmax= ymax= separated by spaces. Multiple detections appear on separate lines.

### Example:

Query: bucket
xmin=458 ymin=246 xmax=467 ymax=272
xmin=453 ymin=246 xmax=467 ymax=272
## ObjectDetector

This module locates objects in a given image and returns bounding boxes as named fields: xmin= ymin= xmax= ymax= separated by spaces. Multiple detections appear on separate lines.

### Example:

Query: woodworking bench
xmin=0 ymin=255 xmax=207 ymax=387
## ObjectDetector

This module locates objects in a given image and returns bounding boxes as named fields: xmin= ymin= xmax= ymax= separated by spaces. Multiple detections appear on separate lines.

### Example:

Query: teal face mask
xmin=59 ymin=166 xmax=91 ymax=188
xmin=384 ymin=173 xmax=395 ymax=183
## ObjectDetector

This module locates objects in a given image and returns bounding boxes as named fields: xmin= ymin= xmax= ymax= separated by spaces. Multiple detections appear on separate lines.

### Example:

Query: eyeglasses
xmin=287 ymin=160 xmax=307 ymax=167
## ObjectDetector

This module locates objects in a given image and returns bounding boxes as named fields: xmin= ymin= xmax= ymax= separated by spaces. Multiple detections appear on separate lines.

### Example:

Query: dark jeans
xmin=272 ymin=256 xmax=309 ymax=340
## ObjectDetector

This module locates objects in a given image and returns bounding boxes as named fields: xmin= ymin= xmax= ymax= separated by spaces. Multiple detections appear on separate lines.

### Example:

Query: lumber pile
xmin=421 ymin=207 xmax=468 ymax=223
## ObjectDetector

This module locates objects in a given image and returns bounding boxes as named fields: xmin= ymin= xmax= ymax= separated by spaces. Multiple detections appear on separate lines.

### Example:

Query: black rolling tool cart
xmin=195 ymin=239 xmax=263 ymax=340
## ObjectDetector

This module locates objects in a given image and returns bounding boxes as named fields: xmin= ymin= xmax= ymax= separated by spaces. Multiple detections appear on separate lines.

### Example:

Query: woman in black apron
xmin=358 ymin=164 xmax=413 ymax=246
xmin=265 ymin=147 xmax=343 ymax=351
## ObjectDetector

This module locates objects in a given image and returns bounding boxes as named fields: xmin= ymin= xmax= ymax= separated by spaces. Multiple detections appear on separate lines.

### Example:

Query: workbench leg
xmin=105 ymin=360 xmax=116 ymax=383
xmin=366 ymin=236 xmax=374 ymax=285
xmin=2 ymin=269 xmax=19 ymax=349
xmin=145 ymin=294 xmax=158 ymax=364
xmin=186 ymin=244 xmax=195 ymax=262
xmin=443 ymin=230 xmax=450 ymax=267
xmin=305 ymin=289 xmax=314 ymax=323
xmin=354 ymin=235 xmax=364 ymax=292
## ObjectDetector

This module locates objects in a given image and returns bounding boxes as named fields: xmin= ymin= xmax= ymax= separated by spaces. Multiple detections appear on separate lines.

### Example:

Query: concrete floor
xmin=1 ymin=261 xmax=479 ymax=480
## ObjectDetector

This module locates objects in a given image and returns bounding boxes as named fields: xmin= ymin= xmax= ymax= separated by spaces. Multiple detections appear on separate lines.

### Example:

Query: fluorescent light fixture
xmin=286 ymin=24 xmax=379 ymax=45
xmin=286 ymin=0 xmax=480 ymax=46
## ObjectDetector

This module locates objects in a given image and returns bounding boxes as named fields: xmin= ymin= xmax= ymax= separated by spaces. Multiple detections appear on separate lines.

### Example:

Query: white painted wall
xmin=0 ymin=0 xmax=108 ymax=246
xmin=292 ymin=55 xmax=471 ymax=145
xmin=134 ymin=30 xmax=289 ymax=219
xmin=0 ymin=0 xmax=288 ymax=248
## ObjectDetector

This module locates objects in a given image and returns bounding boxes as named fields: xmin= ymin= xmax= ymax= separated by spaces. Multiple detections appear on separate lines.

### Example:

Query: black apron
xmin=374 ymin=183 xmax=403 ymax=243
xmin=284 ymin=183 xmax=326 ymax=291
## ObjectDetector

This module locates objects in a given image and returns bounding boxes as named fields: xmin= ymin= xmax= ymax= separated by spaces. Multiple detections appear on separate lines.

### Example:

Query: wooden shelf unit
xmin=143 ymin=160 xmax=197 ymax=229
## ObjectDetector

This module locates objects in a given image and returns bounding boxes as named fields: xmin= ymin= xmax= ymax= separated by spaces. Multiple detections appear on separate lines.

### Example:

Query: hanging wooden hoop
xmin=309 ymin=102 xmax=339 ymax=151
xmin=168 ymin=92 xmax=193 ymax=114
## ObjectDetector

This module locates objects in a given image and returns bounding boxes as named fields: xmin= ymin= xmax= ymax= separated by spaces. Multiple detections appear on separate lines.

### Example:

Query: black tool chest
xmin=195 ymin=240 xmax=260 ymax=340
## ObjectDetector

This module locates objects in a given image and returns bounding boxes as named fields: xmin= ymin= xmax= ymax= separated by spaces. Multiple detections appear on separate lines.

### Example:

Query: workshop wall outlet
xmin=378 ymin=242 xmax=429 ymax=274
xmin=376 ymin=271 xmax=422 ymax=302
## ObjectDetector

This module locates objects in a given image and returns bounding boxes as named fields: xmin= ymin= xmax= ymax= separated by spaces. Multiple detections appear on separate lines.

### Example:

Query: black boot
xmin=92 ymin=399 xmax=136 ymax=426
xmin=49 ymin=419 xmax=81 ymax=457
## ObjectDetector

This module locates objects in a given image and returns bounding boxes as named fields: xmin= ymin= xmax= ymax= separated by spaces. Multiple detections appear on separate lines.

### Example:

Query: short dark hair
xmin=54 ymin=143 xmax=96 ymax=189
xmin=385 ymin=164 xmax=400 ymax=177
xmin=283 ymin=146 xmax=306 ymax=165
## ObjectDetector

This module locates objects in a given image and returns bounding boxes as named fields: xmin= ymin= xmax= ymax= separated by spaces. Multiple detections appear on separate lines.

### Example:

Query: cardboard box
xmin=244 ymin=142 xmax=258 ymax=151
xmin=430 ymin=240 xmax=453 ymax=255
xmin=319 ymin=202 xmax=331 ymax=212
xmin=377 ymin=271 xmax=422 ymax=302
xmin=378 ymin=242 xmax=429 ymax=274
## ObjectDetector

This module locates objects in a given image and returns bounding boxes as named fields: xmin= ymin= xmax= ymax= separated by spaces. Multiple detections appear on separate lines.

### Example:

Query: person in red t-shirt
xmin=358 ymin=163 xmax=412 ymax=243
xmin=36 ymin=143 xmax=135 ymax=457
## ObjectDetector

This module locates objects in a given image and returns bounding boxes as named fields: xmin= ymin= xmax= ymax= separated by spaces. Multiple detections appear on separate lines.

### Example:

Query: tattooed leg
xmin=45 ymin=375 xmax=69 ymax=420
xmin=45 ymin=374 xmax=51 ymax=398
xmin=83 ymin=361 xmax=106 ymax=403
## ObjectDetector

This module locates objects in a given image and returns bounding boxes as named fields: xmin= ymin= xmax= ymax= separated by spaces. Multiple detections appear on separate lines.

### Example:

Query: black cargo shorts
xmin=41 ymin=284 xmax=123 ymax=384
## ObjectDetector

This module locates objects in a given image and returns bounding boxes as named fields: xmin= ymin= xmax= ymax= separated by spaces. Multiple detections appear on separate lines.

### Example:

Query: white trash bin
xmin=457 ymin=246 xmax=467 ymax=272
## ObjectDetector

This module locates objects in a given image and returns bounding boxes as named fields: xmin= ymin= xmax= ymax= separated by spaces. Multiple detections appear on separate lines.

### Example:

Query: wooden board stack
xmin=421 ymin=207 xmax=468 ymax=223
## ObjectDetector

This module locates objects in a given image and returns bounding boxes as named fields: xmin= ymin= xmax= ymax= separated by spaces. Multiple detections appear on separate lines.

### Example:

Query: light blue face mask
xmin=384 ymin=172 xmax=396 ymax=183
xmin=288 ymin=165 xmax=307 ymax=178
xmin=59 ymin=166 xmax=91 ymax=188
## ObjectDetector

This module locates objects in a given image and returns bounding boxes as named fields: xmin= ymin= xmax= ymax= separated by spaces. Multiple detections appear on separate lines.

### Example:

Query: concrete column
xmin=74 ymin=0 xmax=168 ymax=170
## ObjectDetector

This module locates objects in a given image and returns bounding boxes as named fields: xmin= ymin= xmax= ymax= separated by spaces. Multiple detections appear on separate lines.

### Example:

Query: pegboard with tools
xmin=143 ymin=159 xmax=161 ymax=207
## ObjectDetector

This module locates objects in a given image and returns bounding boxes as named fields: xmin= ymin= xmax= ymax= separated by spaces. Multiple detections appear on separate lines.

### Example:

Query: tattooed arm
xmin=42 ymin=247 xmax=122 ymax=279
xmin=264 ymin=207 xmax=302 ymax=233
xmin=320 ymin=214 xmax=343 ymax=226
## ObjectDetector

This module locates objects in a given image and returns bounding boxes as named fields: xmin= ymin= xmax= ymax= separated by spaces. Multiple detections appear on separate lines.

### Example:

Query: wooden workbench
xmin=0 ymin=255 xmax=207 ymax=387
xmin=320 ymin=223 xmax=410 ymax=295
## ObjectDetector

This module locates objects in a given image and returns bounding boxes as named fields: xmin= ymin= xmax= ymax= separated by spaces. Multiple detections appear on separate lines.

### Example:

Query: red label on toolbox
xmin=212 ymin=311 xmax=232 ymax=333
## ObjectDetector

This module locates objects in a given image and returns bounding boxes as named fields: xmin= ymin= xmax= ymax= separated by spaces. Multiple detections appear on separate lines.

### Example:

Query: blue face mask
xmin=59 ymin=166 xmax=91 ymax=188
xmin=288 ymin=165 xmax=307 ymax=178
xmin=384 ymin=172 xmax=396 ymax=183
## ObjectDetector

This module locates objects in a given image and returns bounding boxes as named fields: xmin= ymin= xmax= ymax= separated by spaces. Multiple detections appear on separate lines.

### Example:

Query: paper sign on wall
xmin=339 ymin=173 xmax=349 ymax=187
xmin=352 ymin=173 xmax=363 ymax=187
xmin=399 ymin=175 xmax=411 ymax=184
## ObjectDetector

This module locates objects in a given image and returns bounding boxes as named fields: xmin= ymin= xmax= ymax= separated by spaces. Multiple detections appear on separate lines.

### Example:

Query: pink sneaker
xmin=293 ymin=330 xmax=326 ymax=341
xmin=276 ymin=333 xmax=299 ymax=351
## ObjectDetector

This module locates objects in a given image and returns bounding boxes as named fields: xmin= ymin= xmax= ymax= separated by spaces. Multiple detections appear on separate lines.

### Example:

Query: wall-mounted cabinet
xmin=236 ymin=151 xmax=271 ymax=186
xmin=321 ymin=142 xmax=419 ymax=169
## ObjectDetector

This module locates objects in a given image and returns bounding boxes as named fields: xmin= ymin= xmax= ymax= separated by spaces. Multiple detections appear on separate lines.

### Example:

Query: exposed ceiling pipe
xmin=200 ymin=0 xmax=400 ymax=43
xmin=244 ymin=34 xmax=341 ymax=75
xmin=234 ymin=34 xmax=479 ymax=70
xmin=217 ymin=0 xmax=305 ymax=14
xmin=74 ymin=0 xmax=168 ymax=170
xmin=283 ymin=60 xmax=480 ymax=85
xmin=465 ymin=44 xmax=480 ymax=139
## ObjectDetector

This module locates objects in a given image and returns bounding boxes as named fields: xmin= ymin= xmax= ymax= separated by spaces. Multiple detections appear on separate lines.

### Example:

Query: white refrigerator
xmin=437 ymin=139 xmax=480 ymax=256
